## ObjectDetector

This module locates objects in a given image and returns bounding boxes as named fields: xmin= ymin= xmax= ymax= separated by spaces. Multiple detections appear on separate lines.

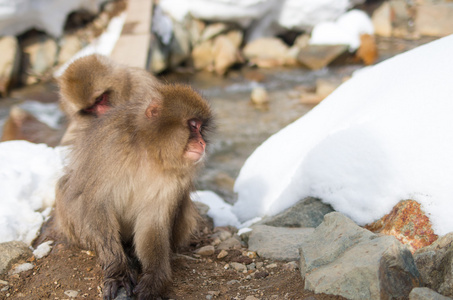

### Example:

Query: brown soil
xmin=0 ymin=221 xmax=344 ymax=300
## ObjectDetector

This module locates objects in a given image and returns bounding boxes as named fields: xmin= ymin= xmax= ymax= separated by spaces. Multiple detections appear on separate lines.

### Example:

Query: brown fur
xmin=58 ymin=54 xmax=159 ymax=145
xmin=55 ymin=57 xmax=213 ymax=299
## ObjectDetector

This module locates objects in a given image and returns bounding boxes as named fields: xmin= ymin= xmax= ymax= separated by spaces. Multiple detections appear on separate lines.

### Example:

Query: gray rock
xmin=169 ymin=20 xmax=191 ymax=68
xmin=217 ymin=237 xmax=242 ymax=250
xmin=300 ymin=212 xmax=422 ymax=299
xmin=20 ymin=33 xmax=58 ymax=85
xmin=258 ymin=197 xmax=334 ymax=228
xmin=0 ymin=241 xmax=32 ymax=274
xmin=248 ymin=225 xmax=314 ymax=261
xmin=0 ymin=35 xmax=20 ymax=96
xmin=414 ymin=233 xmax=453 ymax=297
xmin=409 ymin=287 xmax=453 ymax=300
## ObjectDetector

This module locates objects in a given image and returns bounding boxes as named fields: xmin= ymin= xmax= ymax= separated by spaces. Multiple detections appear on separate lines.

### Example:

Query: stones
xmin=0 ymin=241 xmax=32 ymax=274
xmin=365 ymin=200 xmax=438 ymax=253
xmin=414 ymin=233 xmax=453 ymax=297
xmin=356 ymin=33 xmax=378 ymax=66
xmin=195 ymin=245 xmax=215 ymax=256
xmin=415 ymin=3 xmax=453 ymax=37
xmin=300 ymin=212 xmax=422 ymax=299
xmin=372 ymin=1 xmax=392 ymax=37
xmin=243 ymin=37 xmax=292 ymax=68
xmin=20 ymin=33 xmax=58 ymax=85
xmin=297 ymin=44 xmax=349 ymax=70
xmin=250 ymin=87 xmax=269 ymax=106
xmin=247 ymin=225 xmax=314 ymax=261
xmin=0 ymin=36 xmax=20 ymax=96
xmin=409 ymin=287 xmax=452 ymax=300
xmin=258 ymin=197 xmax=334 ymax=228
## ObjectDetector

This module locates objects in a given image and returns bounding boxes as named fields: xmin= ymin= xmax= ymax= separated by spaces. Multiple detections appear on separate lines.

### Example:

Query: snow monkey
xmin=58 ymin=54 xmax=159 ymax=145
xmin=55 ymin=55 xmax=213 ymax=299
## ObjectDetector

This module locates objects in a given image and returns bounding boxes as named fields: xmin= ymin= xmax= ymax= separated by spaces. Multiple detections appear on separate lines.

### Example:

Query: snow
xmin=192 ymin=191 xmax=241 ymax=228
xmin=159 ymin=0 xmax=364 ymax=40
xmin=309 ymin=9 xmax=374 ymax=50
xmin=0 ymin=0 xmax=105 ymax=37
xmin=234 ymin=34 xmax=453 ymax=236
xmin=0 ymin=141 xmax=67 ymax=244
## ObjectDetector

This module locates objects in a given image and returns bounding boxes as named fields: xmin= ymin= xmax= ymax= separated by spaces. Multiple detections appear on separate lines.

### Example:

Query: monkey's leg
xmin=133 ymin=210 xmax=172 ymax=300
xmin=172 ymin=194 xmax=199 ymax=249
xmin=87 ymin=213 xmax=137 ymax=300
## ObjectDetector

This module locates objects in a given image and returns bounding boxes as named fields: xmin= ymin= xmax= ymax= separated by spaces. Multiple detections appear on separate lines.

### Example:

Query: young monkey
xmin=58 ymin=54 xmax=159 ymax=145
xmin=55 ymin=58 xmax=213 ymax=299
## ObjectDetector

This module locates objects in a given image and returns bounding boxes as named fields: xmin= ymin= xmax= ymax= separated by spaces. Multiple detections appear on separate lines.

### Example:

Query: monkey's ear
xmin=145 ymin=103 xmax=160 ymax=119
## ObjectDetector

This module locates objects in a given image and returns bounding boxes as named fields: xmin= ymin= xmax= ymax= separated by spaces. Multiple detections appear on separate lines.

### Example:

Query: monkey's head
xmin=58 ymin=54 xmax=132 ymax=118
xmin=136 ymin=84 xmax=213 ymax=170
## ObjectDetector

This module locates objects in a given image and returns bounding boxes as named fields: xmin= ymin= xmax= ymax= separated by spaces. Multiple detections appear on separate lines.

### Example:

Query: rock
xmin=194 ymin=201 xmax=210 ymax=216
xmin=20 ymin=33 xmax=58 ymax=85
xmin=283 ymin=261 xmax=299 ymax=271
xmin=389 ymin=0 xmax=413 ymax=38
xmin=169 ymin=20 xmax=191 ymax=68
xmin=0 ymin=36 xmax=20 ymax=96
xmin=212 ymin=34 xmax=241 ymax=75
xmin=315 ymin=78 xmax=343 ymax=99
xmin=217 ymin=237 xmax=242 ymax=251
xmin=1 ymin=106 xmax=61 ymax=147
xmin=245 ymin=296 xmax=260 ymax=300
xmin=200 ymin=23 xmax=228 ymax=42
xmin=225 ymin=30 xmax=243 ymax=49
xmin=300 ymin=93 xmax=324 ymax=105
xmin=211 ymin=229 xmax=232 ymax=242
xmin=372 ymin=1 xmax=392 ymax=37
xmin=248 ymin=225 xmax=314 ymax=261
xmin=149 ymin=36 xmax=169 ymax=74
xmin=192 ymin=40 xmax=214 ymax=71
xmin=414 ymin=233 xmax=453 ymax=297
xmin=243 ymin=37 xmax=291 ymax=68
xmin=258 ymin=197 xmax=334 ymax=228
xmin=230 ymin=262 xmax=247 ymax=272
xmin=415 ymin=3 xmax=453 ymax=37
xmin=64 ymin=290 xmax=79 ymax=298
xmin=217 ymin=250 xmax=228 ymax=259
xmin=8 ymin=262 xmax=34 ymax=275
xmin=300 ymin=212 xmax=422 ymax=299
xmin=250 ymin=87 xmax=269 ymax=106
xmin=297 ymin=44 xmax=348 ymax=70
xmin=0 ymin=241 xmax=32 ymax=274
xmin=57 ymin=34 xmax=84 ymax=65
xmin=365 ymin=200 xmax=438 ymax=253
xmin=409 ymin=287 xmax=452 ymax=300
xmin=195 ymin=245 xmax=215 ymax=256
xmin=188 ymin=18 xmax=205 ymax=47
xmin=356 ymin=34 xmax=378 ymax=66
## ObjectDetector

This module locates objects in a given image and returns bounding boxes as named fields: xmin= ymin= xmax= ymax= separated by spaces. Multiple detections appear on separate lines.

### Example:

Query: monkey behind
xmin=56 ymin=67 xmax=213 ymax=300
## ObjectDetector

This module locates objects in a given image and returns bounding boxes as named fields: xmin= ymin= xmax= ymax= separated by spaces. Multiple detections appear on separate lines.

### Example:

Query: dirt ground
xmin=0 ymin=218 xmax=344 ymax=300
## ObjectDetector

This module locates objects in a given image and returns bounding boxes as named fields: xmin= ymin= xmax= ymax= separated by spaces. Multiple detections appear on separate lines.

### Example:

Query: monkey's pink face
xmin=184 ymin=119 xmax=206 ymax=163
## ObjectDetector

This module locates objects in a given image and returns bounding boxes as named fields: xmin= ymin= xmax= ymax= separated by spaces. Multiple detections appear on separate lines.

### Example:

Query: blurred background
xmin=0 ymin=0 xmax=450 ymax=202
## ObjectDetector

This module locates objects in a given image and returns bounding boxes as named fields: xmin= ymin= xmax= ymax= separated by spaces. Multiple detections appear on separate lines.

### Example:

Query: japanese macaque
xmin=55 ymin=60 xmax=213 ymax=299
xmin=58 ymin=54 xmax=159 ymax=145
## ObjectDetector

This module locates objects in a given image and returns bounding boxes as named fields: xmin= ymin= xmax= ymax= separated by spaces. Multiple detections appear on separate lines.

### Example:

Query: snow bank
xmin=192 ymin=190 xmax=241 ymax=228
xmin=310 ymin=9 xmax=374 ymax=50
xmin=234 ymin=34 xmax=453 ymax=236
xmin=0 ymin=141 xmax=67 ymax=244
xmin=0 ymin=0 xmax=105 ymax=37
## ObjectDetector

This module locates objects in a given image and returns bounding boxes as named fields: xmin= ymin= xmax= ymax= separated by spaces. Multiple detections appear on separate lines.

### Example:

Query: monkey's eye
xmin=189 ymin=119 xmax=201 ymax=132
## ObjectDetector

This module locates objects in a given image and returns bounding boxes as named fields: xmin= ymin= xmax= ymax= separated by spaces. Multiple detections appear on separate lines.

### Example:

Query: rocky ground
xmin=0 ymin=215 xmax=344 ymax=300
